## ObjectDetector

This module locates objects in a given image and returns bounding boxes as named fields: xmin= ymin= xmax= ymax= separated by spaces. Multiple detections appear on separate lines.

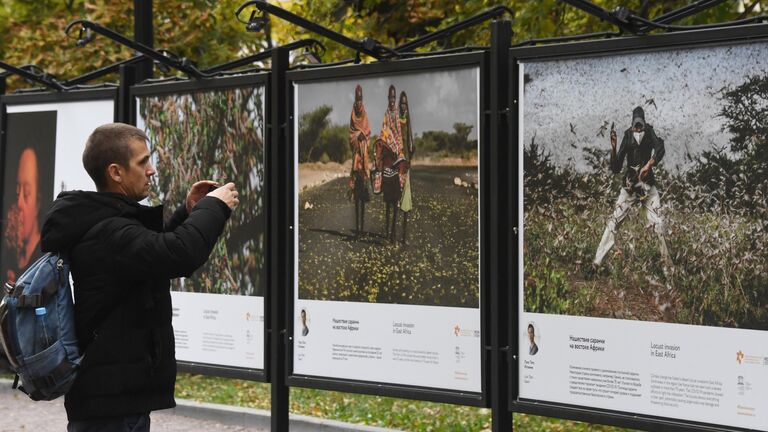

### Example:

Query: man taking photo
xmin=40 ymin=123 xmax=238 ymax=432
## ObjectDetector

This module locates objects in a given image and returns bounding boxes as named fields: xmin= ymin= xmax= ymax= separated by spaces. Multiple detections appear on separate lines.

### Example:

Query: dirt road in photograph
xmin=298 ymin=165 xmax=480 ymax=308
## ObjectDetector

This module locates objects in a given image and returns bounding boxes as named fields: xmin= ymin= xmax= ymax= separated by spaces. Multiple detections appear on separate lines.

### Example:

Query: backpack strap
xmin=24 ymin=360 xmax=75 ymax=400
xmin=12 ymin=268 xmax=61 ymax=309
xmin=15 ymin=294 xmax=42 ymax=309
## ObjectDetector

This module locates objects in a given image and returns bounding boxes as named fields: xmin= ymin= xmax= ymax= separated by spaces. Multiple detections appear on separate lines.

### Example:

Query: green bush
xmin=299 ymin=106 xmax=352 ymax=164
xmin=416 ymin=122 xmax=477 ymax=159
xmin=524 ymin=258 xmax=571 ymax=315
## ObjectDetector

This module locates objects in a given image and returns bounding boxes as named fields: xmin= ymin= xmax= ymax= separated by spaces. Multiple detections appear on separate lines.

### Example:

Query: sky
xmin=296 ymin=66 xmax=480 ymax=140
xmin=521 ymin=41 xmax=768 ymax=173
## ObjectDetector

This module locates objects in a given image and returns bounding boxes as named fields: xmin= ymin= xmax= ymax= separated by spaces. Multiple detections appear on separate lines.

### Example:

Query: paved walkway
xmin=0 ymin=386 xmax=268 ymax=432
xmin=0 ymin=378 xmax=396 ymax=432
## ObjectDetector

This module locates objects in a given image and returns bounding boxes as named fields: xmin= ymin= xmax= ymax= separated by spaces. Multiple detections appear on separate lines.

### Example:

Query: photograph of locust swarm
xmin=140 ymin=86 xmax=266 ymax=296
xmin=522 ymin=43 xmax=768 ymax=330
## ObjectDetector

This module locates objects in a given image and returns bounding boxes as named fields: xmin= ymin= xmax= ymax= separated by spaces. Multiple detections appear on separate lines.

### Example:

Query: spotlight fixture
xmin=302 ymin=48 xmax=322 ymax=64
xmin=75 ymin=26 xmax=94 ymax=47
xmin=244 ymin=10 xmax=269 ymax=33
xmin=235 ymin=1 xmax=397 ymax=60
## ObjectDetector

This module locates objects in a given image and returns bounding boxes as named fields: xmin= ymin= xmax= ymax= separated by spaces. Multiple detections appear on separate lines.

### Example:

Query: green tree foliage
xmin=416 ymin=122 xmax=476 ymax=158
xmin=299 ymin=106 xmax=478 ymax=163
xmin=298 ymin=105 xmax=351 ymax=163
xmin=140 ymin=87 xmax=266 ymax=296
xmin=686 ymin=75 xmax=768 ymax=213
xmin=0 ymin=1 xmax=267 ymax=90
xmin=279 ymin=1 xmax=764 ymax=61
xmin=298 ymin=105 xmax=333 ymax=163
xmin=153 ymin=0 xmax=267 ymax=69
xmin=0 ymin=1 xmax=764 ymax=89
xmin=720 ymin=75 xmax=768 ymax=156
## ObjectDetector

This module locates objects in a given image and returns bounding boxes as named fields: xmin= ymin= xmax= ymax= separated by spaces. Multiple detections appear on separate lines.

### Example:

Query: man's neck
xmin=101 ymin=183 xmax=128 ymax=197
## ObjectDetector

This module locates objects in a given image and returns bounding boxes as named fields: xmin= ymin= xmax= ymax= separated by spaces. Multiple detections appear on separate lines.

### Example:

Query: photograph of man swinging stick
xmin=521 ymin=42 xmax=768 ymax=330
xmin=296 ymin=66 xmax=480 ymax=308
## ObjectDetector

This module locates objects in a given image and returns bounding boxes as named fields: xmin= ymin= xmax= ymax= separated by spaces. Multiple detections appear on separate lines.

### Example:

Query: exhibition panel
xmin=133 ymin=75 xmax=268 ymax=379
xmin=287 ymin=53 xmax=490 ymax=405
xmin=0 ymin=89 xmax=116 ymax=287
xmin=512 ymin=25 xmax=768 ymax=432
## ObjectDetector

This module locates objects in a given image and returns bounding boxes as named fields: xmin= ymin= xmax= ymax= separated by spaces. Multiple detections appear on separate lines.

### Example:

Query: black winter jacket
xmin=611 ymin=124 xmax=665 ymax=187
xmin=40 ymin=191 xmax=230 ymax=421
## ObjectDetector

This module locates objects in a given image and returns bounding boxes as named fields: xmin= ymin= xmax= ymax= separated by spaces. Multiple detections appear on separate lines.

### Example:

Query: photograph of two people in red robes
xmin=296 ymin=67 xmax=480 ymax=307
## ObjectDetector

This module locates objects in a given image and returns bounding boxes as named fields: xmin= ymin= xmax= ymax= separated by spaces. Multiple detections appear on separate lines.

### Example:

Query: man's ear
xmin=107 ymin=163 xmax=123 ymax=184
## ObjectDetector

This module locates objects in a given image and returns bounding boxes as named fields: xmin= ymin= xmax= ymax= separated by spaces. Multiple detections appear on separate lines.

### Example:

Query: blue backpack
xmin=0 ymin=252 xmax=81 ymax=401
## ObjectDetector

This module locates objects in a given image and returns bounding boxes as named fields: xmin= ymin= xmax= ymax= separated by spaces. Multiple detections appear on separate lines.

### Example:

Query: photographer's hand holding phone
xmin=207 ymin=182 xmax=239 ymax=210
xmin=186 ymin=180 xmax=219 ymax=213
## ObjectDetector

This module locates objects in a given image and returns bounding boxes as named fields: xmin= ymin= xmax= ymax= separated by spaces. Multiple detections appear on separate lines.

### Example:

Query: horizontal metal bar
xmin=631 ymin=13 xmax=768 ymax=32
xmin=2 ymin=87 xmax=116 ymax=104
xmin=236 ymin=1 xmax=393 ymax=60
xmin=203 ymin=39 xmax=323 ymax=74
xmin=0 ymin=61 xmax=64 ymax=91
xmin=177 ymin=362 xmax=266 ymax=382
xmin=62 ymin=55 xmax=145 ymax=86
xmin=512 ymin=400 xmax=751 ymax=432
xmin=396 ymin=6 xmax=513 ymax=52
xmin=288 ymin=374 xmax=486 ymax=407
xmin=560 ymin=0 xmax=640 ymax=34
xmin=511 ymin=31 xmax=622 ymax=48
xmin=65 ymin=20 xmax=214 ymax=79
xmin=508 ymin=22 xmax=768 ymax=60
xmin=651 ymin=0 xmax=728 ymax=25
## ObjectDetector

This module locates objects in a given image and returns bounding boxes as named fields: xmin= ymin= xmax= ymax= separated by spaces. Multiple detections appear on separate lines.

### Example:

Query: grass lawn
xmin=176 ymin=373 xmax=636 ymax=431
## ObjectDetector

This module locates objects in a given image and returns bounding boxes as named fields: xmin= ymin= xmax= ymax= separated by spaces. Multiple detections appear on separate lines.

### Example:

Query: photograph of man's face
xmin=300 ymin=309 xmax=309 ymax=336
xmin=15 ymin=148 xmax=40 ymax=253
xmin=1 ymin=111 xmax=56 ymax=284
xmin=527 ymin=323 xmax=539 ymax=356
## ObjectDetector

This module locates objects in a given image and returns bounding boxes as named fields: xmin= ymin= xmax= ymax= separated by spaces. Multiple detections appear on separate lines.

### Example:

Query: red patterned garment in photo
xmin=349 ymin=96 xmax=371 ymax=179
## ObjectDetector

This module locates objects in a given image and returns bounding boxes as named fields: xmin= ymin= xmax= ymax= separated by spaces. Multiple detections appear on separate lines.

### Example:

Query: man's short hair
xmin=82 ymin=123 xmax=149 ymax=190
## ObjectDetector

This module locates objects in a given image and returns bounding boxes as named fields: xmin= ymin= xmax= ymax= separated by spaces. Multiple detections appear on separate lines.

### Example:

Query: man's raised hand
xmin=207 ymin=182 xmax=239 ymax=210
xmin=639 ymin=159 xmax=654 ymax=181
xmin=186 ymin=180 xmax=218 ymax=213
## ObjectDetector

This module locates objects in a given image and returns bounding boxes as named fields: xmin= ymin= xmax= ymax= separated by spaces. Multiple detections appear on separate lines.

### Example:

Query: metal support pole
xmin=134 ymin=0 xmax=153 ymax=82
xmin=269 ymin=45 xmax=290 ymax=432
xmin=118 ymin=64 xmax=137 ymax=125
xmin=0 ymin=76 xmax=6 ymax=96
xmin=490 ymin=19 xmax=512 ymax=432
